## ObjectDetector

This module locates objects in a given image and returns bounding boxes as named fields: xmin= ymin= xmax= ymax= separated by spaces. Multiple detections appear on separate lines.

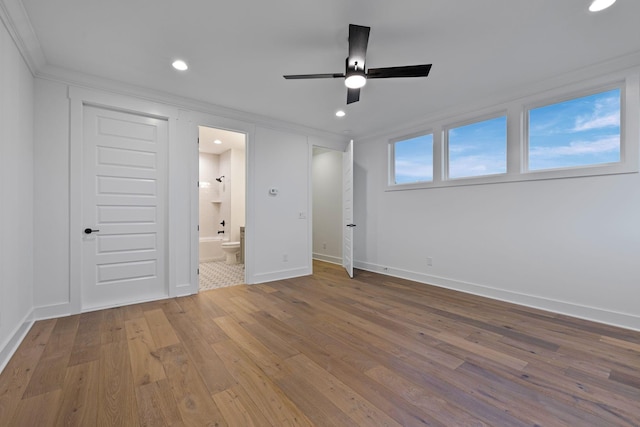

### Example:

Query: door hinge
xmin=197 ymin=268 xmax=200 ymax=275
xmin=197 ymin=181 xmax=200 ymax=187
xmin=197 ymin=137 xmax=200 ymax=144
xmin=197 ymin=225 xmax=199 ymax=231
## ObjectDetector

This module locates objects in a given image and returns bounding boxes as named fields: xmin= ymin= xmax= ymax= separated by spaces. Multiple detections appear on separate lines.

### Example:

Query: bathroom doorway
xmin=311 ymin=146 xmax=344 ymax=266
xmin=198 ymin=126 xmax=246 ymax=290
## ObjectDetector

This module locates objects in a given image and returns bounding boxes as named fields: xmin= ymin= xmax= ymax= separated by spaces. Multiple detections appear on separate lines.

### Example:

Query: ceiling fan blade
xmin=367 ymin=64 xmax=432 ymax=79
xmin=283 ymin=73 xmax=344 ymax=79
xmin=348 ymin=24 xmax=370 ymax=68
xmin=347 ymin=88 xmax=360 ymax=104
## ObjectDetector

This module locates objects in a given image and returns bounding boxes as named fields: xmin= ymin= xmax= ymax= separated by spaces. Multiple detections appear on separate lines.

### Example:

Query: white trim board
xmin=0 ymin=311 xmax=34 ymax=375
xmin=312 ymin=254 xmax=342 ymax=265
xmin=354 ymin=261 xmax=640 ymax=332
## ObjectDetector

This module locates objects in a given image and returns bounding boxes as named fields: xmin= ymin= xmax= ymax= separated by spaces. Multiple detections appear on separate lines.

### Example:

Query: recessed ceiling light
xmin=214 ymin=139 xmax=222 ymax=144
xmin=172 ymin=59 xmax=188 ymax=71
xmin=336 ymin=110 xmax=346 ymax=117
xmin=589 ymin=0 xmax=616 ymax=12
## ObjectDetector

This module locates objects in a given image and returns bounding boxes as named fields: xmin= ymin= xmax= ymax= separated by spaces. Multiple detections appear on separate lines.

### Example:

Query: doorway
xmin=311 ymin=147 xmax=344 ymax=266
xmin=198 ymin=126 xmax=246 ymax=290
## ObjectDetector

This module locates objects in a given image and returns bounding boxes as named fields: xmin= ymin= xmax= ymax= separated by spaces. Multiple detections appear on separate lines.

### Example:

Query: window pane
xmin=448 ymin=116 xmax=507 ymax=179
xmin=528 ymin=89 xmax=621 ymax=171
xmin=394 ymin=134 xmax=433 ymax=184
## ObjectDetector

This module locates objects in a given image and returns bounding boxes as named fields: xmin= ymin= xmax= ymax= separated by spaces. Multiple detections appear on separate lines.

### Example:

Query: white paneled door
xmin=342 ymin=140 xmax=354 ymax=278
xmin=82 ymin=106 xmax=167 ymax=309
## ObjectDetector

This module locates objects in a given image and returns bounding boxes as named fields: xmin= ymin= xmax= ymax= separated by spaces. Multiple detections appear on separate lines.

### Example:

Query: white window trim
xmin=386 ymin=70 xmax=640 ymax=191
xmin=523 ymin=82 xmax=625 ymax=175
xmin=388 ymin=130 xmax=434 ymax=187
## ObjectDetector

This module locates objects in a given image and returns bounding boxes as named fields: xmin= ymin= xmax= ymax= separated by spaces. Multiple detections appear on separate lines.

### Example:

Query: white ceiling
xmin=17 ymin=0 xmax=640 ymax=138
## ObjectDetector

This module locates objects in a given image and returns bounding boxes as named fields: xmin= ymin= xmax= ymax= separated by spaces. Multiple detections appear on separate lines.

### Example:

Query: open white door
xmin=342 ymin=140 xmax=355 ymax=278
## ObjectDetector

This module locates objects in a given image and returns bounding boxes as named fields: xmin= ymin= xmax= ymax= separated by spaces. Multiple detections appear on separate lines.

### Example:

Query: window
xmin=386 ymin=74 xmax=636 ymax=191
xmin=447 ymin=115 xmax=507 ymax=179
xmin=527 ymin=88 xmax=621 ymax=171
xmin=392 ymin=133 xmax=433 ymax=184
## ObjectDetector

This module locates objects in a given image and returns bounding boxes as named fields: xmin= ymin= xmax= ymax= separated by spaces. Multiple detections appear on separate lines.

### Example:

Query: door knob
xmin=84 ymin=228 xmax=100 ymax=234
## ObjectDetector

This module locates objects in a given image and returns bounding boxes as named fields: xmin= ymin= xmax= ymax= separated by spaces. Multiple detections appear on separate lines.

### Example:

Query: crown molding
xmin=0 ymin=0 xmax=46 ymax=74
xmin=36 ymin=63 xmax=347 ymax=143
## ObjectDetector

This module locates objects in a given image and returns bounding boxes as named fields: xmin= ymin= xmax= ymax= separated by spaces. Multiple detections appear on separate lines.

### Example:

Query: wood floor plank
xmin=53 ymin=360 xmax=99 ymax=426
xmin=9 ymin=389 xmax=61 ymax=427
xmin=286 ymin=353 xmax=402 ymax=427
xmin=98 ymin=341 xmax=139 ymax=426
xmin=365 ymin=364 xmax=485 ymax=426
xmin=156 ymin=344 xmax=228 ymax=427
xmin=22 ymin=316 xmax=79 ymax=399
xmin=68 ymin=311 xmax=104 ymax=366
xmin=143 ymin=309 xmax=180 ymax=349
xmin=0 ymin=319 xmax=57 ymax=423
xmin=2 ymin=260 xmax=639 ymax=426
xmin=212 ymin=386 xmax=262 ymax=427
xmin=135 ymin=378 xmax=185 ymax=427
xmin=124 ymin=318 xmax=166 ymax=386
xmin=249 ymin=310 xmax=443 ymax=426
xmin=101 ymin=308 xmax=127 ymax=344
xmin=212 ymin=339 xmax=314 ymax=427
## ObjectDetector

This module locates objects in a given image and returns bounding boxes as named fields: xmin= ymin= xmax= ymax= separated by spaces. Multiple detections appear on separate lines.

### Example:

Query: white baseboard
xmin=0 ymin=310 xmax=35 ymax=374
xmin=251 ymin=266 xmax=312 ymax=284
xmin=354 ymin=261 xmax=640 ymax=332
xmin=32 ymin=302 xmax=73 ymax=320
xmin=312 ymin=253 xmax=342 ymax=265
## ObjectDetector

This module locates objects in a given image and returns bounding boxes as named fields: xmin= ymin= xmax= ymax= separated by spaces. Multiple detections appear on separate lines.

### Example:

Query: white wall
xmin=30 ymin=77 xmax=347 ymax=320
xmin=198 ymin=152 xmax=220 ymax=239
xmin=33 ymin=79 xmax=68 ymax=309
xmin=0 ymin=19 xmax=35 ymax=370
xmin=354 ymin=80 xmax=640 ymax=332
xmin=251 ymin=127 xmax=311 ymax=281
xmin=312 ymin=149 xmax=343 ymax=264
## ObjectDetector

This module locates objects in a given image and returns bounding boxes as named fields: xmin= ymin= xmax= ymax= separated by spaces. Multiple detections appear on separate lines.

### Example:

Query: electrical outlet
xmin=426 ymin=257 xmax=433 ymax=266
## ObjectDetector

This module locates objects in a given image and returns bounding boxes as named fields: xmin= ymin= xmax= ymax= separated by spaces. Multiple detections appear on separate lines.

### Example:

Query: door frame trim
xmin=69 ymin=86 xmax=180 ymax=313
xmin=186 ymin=111 xmax=255 ymax=289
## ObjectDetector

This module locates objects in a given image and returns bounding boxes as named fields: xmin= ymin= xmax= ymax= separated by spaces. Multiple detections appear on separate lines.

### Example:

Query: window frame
xmin=523 ymin=83 xmax=624 ymax=175
xmin=385 ymin=70 xmax=639 ymax=192
xmin=388 ymin=130 xmax=435 ymax=188
xmin=444 ymin=111 xmax=509 ymax=181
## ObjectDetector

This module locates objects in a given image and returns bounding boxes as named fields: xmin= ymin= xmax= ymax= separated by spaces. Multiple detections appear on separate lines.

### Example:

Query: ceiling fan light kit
xmin=589 ymin=0 xmax=616 ymax=12
xmin=345 ymin=70 xmax=366 ymax=89
xmin=284 ymin=24 xmax=432 ymax=104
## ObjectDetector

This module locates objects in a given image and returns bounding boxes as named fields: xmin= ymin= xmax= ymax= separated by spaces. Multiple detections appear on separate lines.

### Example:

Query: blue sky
xmin=394 ymin=89 xmax=621 ymax=183
xmin=528 ymin=89 xmax=620 ymax=170
xmin=448 ymin=116 xmax=507 ymax=179
xmin=394 ymin=134 xmax=433 ymax=184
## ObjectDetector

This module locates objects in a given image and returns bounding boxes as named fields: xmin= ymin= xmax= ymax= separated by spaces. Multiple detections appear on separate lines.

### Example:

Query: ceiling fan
xmin=283 ymin=24 xmax=432 ymax=104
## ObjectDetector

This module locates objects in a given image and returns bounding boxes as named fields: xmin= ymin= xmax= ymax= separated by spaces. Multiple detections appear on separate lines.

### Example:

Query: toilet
xmin=221 ymin=241 xmax=241 ymax=264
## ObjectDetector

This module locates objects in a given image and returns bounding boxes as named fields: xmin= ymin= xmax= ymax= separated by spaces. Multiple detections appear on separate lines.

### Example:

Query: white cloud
xmin=449 ymin=154 xmax=506 ymax=178
xmin=573 ymin=112 xmax=619 ymax=132
xmin=572 ymin=96 xmax=620 ymax=132
xmin=530 ymin=136 xmax=619 ymax=158
xmin=395 ymin=158 xmax=432 ymax=180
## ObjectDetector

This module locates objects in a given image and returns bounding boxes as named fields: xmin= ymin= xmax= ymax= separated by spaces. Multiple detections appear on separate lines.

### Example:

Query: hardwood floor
xmin=1 ymin=261 xmax=639 ymax=426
